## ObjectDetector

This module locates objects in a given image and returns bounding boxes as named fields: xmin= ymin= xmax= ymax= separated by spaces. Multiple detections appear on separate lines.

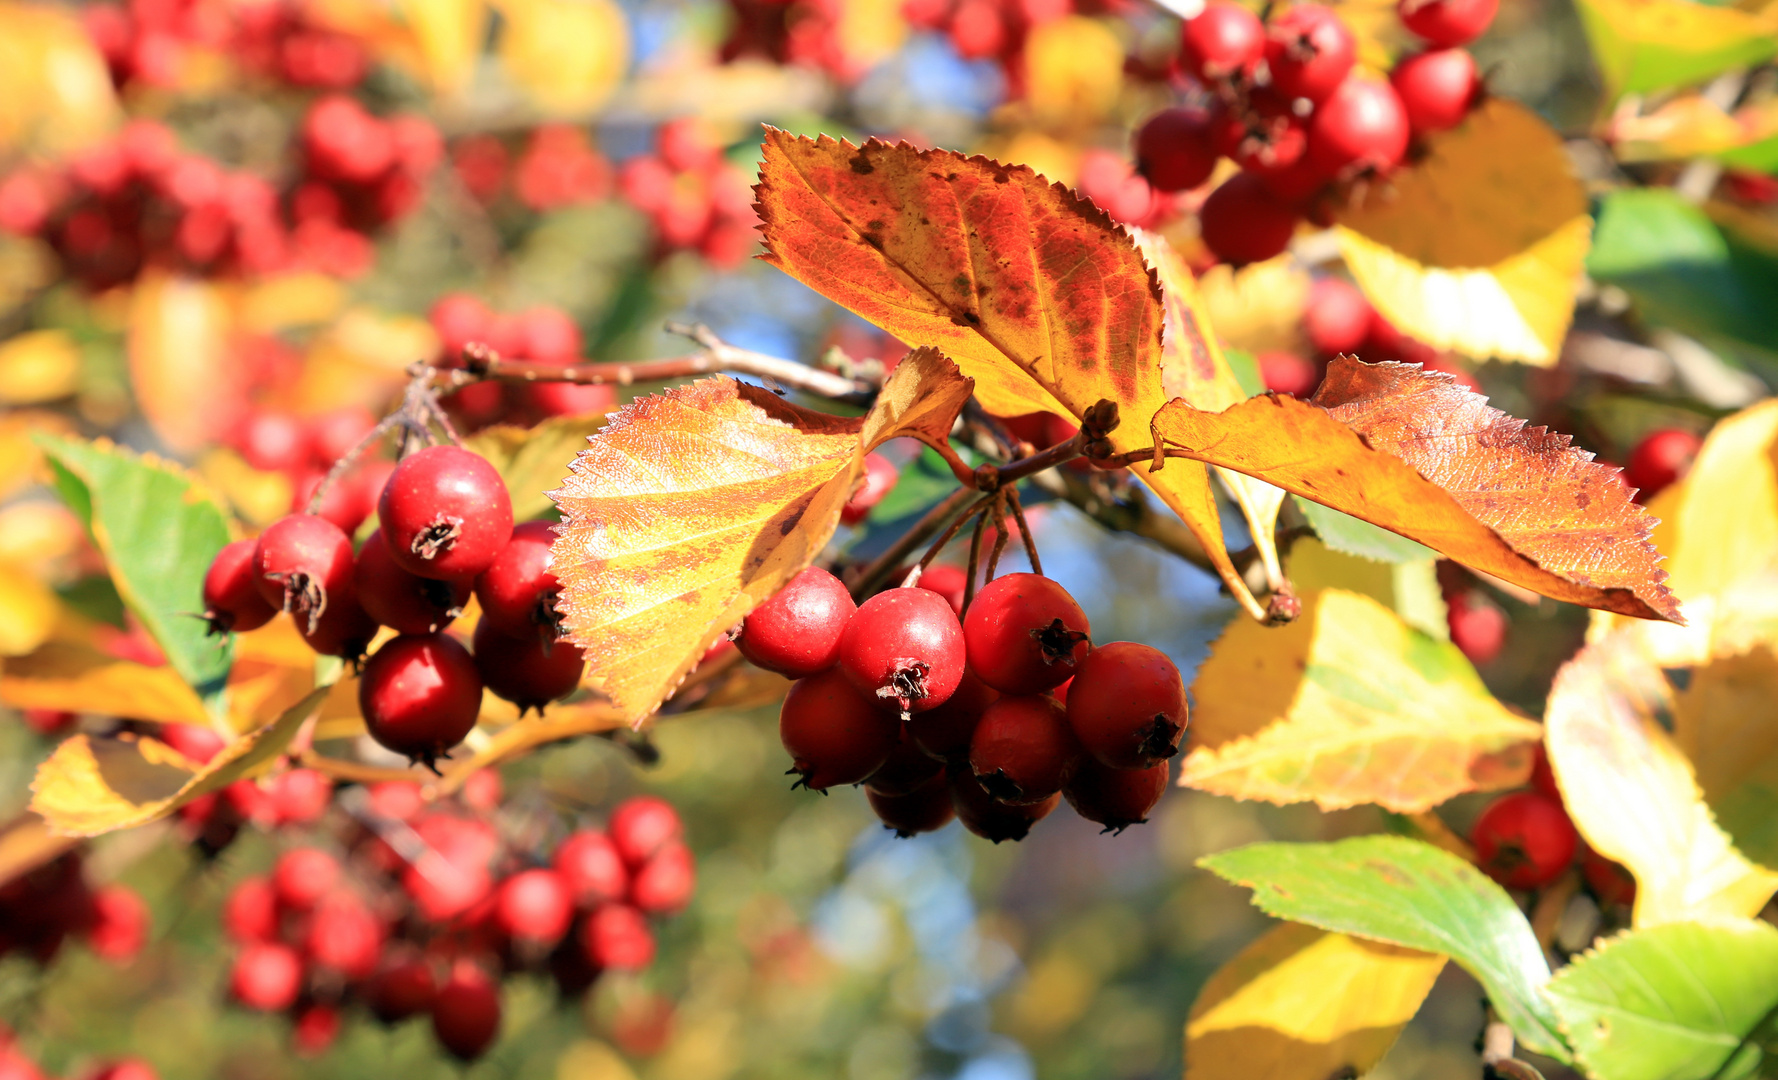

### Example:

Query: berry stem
xmin=964 ymin=502 xmax=990 ymax=613
xmin=1004 ymin=485 xmax=1042 ymax=577
xmin=984 ymin=498 xmax=1012 ymax=582
xmin=304 ymin=411 xmax=401 ymax=517
xmin=845 ymin=485 xmax=981 ymax=600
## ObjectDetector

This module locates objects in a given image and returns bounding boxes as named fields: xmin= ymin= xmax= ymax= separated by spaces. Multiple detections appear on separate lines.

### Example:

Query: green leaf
xmin=35 ymin=435 xmax=233 ymax=711
xmin=1223 ymin=347 xmax=1266 ymax=399
xmin=1574 ymin=0 xmax=1778 ymax=101
xmin=466 ymin=414 xmax=608 ymax=522
xmin=1199 ymin=835 xmax=1568 ymax=1062
xmin=1545 ymin=919 xmax=1778 ymax=1080
xmin=1293 ymin=496 xmax=1438 ymax=564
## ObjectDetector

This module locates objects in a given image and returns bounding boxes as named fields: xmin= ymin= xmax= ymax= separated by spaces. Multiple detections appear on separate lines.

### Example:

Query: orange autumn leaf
xmin=1152 ymin=358 xmax=1679 ymax=622
xmin=549 ymin=347 xmax=972 ymax=724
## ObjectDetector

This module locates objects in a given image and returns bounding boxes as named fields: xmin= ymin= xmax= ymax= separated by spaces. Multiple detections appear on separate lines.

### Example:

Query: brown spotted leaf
xmin=549 ymin=347 xmax=972 ymax=724
xmin=1152 ymin=358 xmax=1679 ymax=622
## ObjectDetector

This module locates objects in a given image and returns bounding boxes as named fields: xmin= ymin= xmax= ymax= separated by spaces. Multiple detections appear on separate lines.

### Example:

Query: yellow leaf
xmin=1288 ymin=537 xmax=1447 ymax=640
xmin=495 ymin=0 xmax=629 ymax=115
xmin=1673 ymin=646 xmax=1778 ymax=868
xmin=1336 ymin=100 xmax=1591 ymax=365
xmin=30 ymin=686 xmax=332 ymax=837
xmin=1610 ymin=95 xmax=1750 ymax=163
xmin=197 ymin=448 xmax=294 ymax=531
xmin=1185 ymin=921 xmax=1446 ymax=1080
xmin=1574 ymin=0 xmax=1778 ymax=101
xmin=0 ymin=814 xmax=79 ymax=892
xmin=0 ymin=566 xmax=58 ymax=657
xmin=1 ymin=641 xmax=209 ymax=724
xmin=834 ymin=0 xmax=909 ymax=74
xmin=1656 ymin=399 xmax=1778 ymax=606
xmin=1193 ymin=254 xmax=1311 ymax=360
xmin=0 ymin=2 xmax=120 ymax=157
xmin=1184 ymin=589 xmax=1541 ymax=812
xmin=0 ymin=330 xmax=79 ymax=405
xmin=296 ymin=307 xmax=437 ymax=412
xmin=1544 ymin=632 xmax=1778 ymax=926
xmin=0 ymin=409 xmax=74 ymax=500
xmin=238 ymin=273 xmax=345 ymax=335
xmin=466 ymin=414 xmax=608 ymax=522
xmin=551 ymin=348 xmax=973 ymax=724
xmin=128 ymin=272 xmax=246 ymax=454
xmin=396 ymin=0 xmax=488 ymax=95
xmin=1021 ymin=16 xmax=1125 ymax=126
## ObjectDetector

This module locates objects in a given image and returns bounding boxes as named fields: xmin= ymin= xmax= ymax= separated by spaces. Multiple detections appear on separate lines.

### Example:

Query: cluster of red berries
xmin=452 ymin=125 xmax=614 ymax=213
xmin=1257 ymin=275 xmax=1476 ymax=398
xmin=902 ymin=0 xmax=1123 ymax=88
xmin=0 ymin=851 xmax=148 ymax=970
xmin=0 ymin=1024 xmax=157 ymax=1080
xmin=82 ymin=0 xmax=368 ymax=92
xmin=221 ymin=787 xmax=692 ymax=1061
xmin=151 ymin=721 xmax=339 ymax=855
xmin=616 ymin=120 xmax=756 ymax=269
xmin=1135 ymin=0 xmax=1496 ymax=265
xmin=203 ymin=445 xmax=586 ymax=767
xmin=1468 ymin=750 xmax=1634 ymax=908
xmin=745 ymin=567 xmax=1186 ymax=841
xmin=290 ymin=95 xmax=443 ymax=277
xmin=718 ymin=0 xmax=870 ymax=82
xmin=429 ymin=295 xmax=615 ymax=429
xmin=223 ymin=404 xmax=398 ymax=532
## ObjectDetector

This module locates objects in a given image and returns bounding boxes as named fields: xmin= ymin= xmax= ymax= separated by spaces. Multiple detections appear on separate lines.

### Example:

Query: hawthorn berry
xmin=948 ymin=765 xmax=1059 ymax=844
xmin=1581 ymin=847 xmax=1636 ymax=907
xmin=780 ymin=668 xmax=900 ymax=790
xmin=969 ymin=694 xmax=1082 ymax=805
xmin=1304 ymin=277 xmax=1374 ymax=356
xmin=1180 ymin=2 xmax=1265 ymax=81
xmin=841 ymin=452 xmax=900 ymax=525
xmin=1265 ymin=5 xmax=1356 ymax=103
xmin=233 ymin=410 xmax=311 ymax=474
xmin=630 ymin=842 xmax=696 ymax=915
xmin=553 ymin=830 xmax=630 ymax=906
xmin=1447 ymin=590 xmax=1506 ymax=665
xmin=1471 ymin=791 xmax=1578 ymax=889
xmin=471 ymin=618 xmax=585 ymax=714
xmin=1199 ymin=173 xmax=1300 ymax=266
xmin=1063 ymin=759 xmax=1169 ymax=833
xmin=266 ymin=768 xmax=332 ymax=826
xmin=865 ymin=732 xmax=945 ymax=796
xmin=203 ymin=539 xmax=277 ymax=635
xmin=737 ymin=566 xmax=857 ymax=677
xmin=431 ymin=962 xmax=502 ymax=1062
xmin=1066 ymin=642 xmax=1188 ymax=770
xmin=1133 ymin=107 xmax=1217 ymax=193
xmin=358 ymin=633 xmax=485 ymax=768
xmin=906 ymin=666 xmax=998 ymax=763
xmin=158 ymin=722 xmax=225 ymax=764
xmin=367 ymin=949 xmax=438 ymax=1024
xmin=229 ymin=941 xmax=303 ymax=1011
xmin=839 ymin=587 xmax=966 ymax=715
xmin=1390 ymin=49 xmax=1481 ymax=135
xmin=581 ymin=903 xmax=655 ymax=970
xmin=963 ymin=573 xmax=1091 ymax=694
xmin=1397 ymin=0 xmax=1498 ymax=47
xmin=608 ymin=796 xmax=684 ymax=867
xmin=867 ymin=772 xmax=956 ymax=837
xmin=223 ymin=877 xmax=279 ymax=943
xmin=1259 ymin=352 xmax=1319 ymax=396
xmin=917 ymin=563 xmax=968 ymax=614
xmin=473 ymin=520 xmax=564 ymax=642
xmin=401 ymin=815 xmax=497 ymax=923
xmin=252 ymin=513 xmax=356 ymax=634
xmin=376 ymin=445 xmax=514 ymax=580
xmin=493 ymin=868 xmax=575 ymax=947
xmin=357 ymin=529 xmax=470 ymax=635
xmin=271 ymin=847 xmax=340 ymax=912
xmin=297 ymin=596 xmax=379 ymax=663
xmin=1624 ymin=428 xmax=1701 ymax=499
xmin=292 ymin=1002 xmax=342 ymax=1057
xmin=1306 ymin=76 xmax=1411 ymax=178
xmin=87 ymin=1060 xmax=156 ymax=1080
xmin=1530 ymin=744 xmax=1560 ymax=801
xmin=302 ymin=893 xmax=383 ymax=979
xmin=85 ymin=884 xmax=148 ymax=962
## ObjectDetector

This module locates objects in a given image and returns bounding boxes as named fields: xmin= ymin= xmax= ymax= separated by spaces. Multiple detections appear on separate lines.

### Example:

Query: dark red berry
xmin=553 ymin=830 xmax=629 ymax=905
xmin=969 ymin=695 xmax=1081 ymax=804
xmin=272 ymin=847 xmax=339 ymax=910
xmin=1199 ymin=173 xmax=1300 ymax=266
xmin=401 ymin=815 xmax=497 ymax=922
xmin=1225 ymin=115 xmax=1309 ymax=176
xmin=1471 ymin=791 xmax=1577 ymax=889
xmin=906 ymin=666 xmax=998 ymax=762
xmin=1306 ymin=76 xmax=1411 ymax=177
xmin=1265 ymin=4 xmax=1356 ymax=102
xmin=1530 ymin=744 xmax=1559 ymax=801
xmin=962 ymin=573 xmax=1091 ymax=695
xmin=376 ymin=446 xmax=513 ymax=580
xmin=292 ymin=1002 xmax=342 ymax=1057
xmin=1624 ymin=428 xmax=1701 ymax=500
xmin=1304 ymin=277 xmax=1374 ymax=355
xmin=296 ymin=596 xmax=378 ymax=662
xmin=581 ymin=903 xmax=655 ymax=970
xmin=431 ymin=961 xmax=502 ymax=1062
xmin=357 ymin=529 xmax=470 ymax=635
xmin=630 ymin=842 xmax=695 ymax=914
xmin=1134 ymin=107 xmax=1217 ymax=192
xmin=229 ymin=941 xmax=303 ymax=1011
xmin=252 ymin=514 xmax=356 ymax=635
xmin=864 ymin=731 xmax=945 ymax=795
xmin=1391 ymin=49 xmax=1480 ymax=134
xmin=472 ymin=521 xmax=563 ymax=642
xmin=779 ymin=668 xmax=900 ymax=790
xmin=1398 ymin=0 xmax=1497 ymax=47
xmin=358 ymin=634 xmax=484 ymax=768
xmin=471 ymin=618 xmax=584 ymax=714
xmin=948 ymin=765 xmax=1059 ymax=843
xmin=840 ymin=452 xmax=900 ymax=526
xmin=267 ymin=768 xmax=332 ymax=826
xmin=1580 ymin=847 xmax=1635 ymax=907
xmin=1181 ymin=2 xmax=1265 ymax=81
xmin=1065 ymin=642 xmax=1187 ymax=770
xmin=302 ymin=893 xmax=382 ymax=978
xmin=916 ymin=563 xmax=968 ymax=614
xmin=367 ymin=949 xmax=437 ymax=1024
xmin=493 ymin=868 xmax=574 ymax=947
xmin=608 ymin=796 xmax=683 ymax=867
xmin=1448 ymin=590 xmax=1506 ymax=664
xmin=1063 ymin=758 xmax=1169 ymax=833
xmin=203 ymin=539 xmax=277 ymax=634
xmin=839 ymin=587 xmax=966 ymax=715
xmin=737 ymin=566 xmax=857 ymax=677
xmin=867 ymin=772 xmax=956 ymax=837
xmin=159 ymin=722 xmax=226 ymax=764
xmin=233 ymin=410 xmax=312 ymax=473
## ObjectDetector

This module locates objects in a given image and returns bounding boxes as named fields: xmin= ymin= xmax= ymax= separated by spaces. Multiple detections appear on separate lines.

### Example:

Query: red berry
xmin=297 ymin=597 xmax=378 ymax=662
xmin=272 ymin=847 xmax=340 ymax=911
xmin=460 ymin=768 xmax=503 ymax=812
xmin=1304 ymin=277 xmax=1374 ymax=356
xmin=1448 ymin=591 xmax=1507 ymax=665
xmin=780 ymin=668 xmax=901 ymax=790
xmin=1066 ymin=642 xmax=1188 ymax=769
xmin=1624 ymin=428 xmax=1701 ymax=500
xmin=85 ymin=884 xmax=148 ymax=962
xmin=401 ymin=815 xmax=497 ymax=922
xmin=229 ymin=941 xmax=303 ymax=1011
xmin=368 ymin=780 xmax=425 ymax=821
xmin=268 ymin=768 xmax=332 ymax=826
xmin=159 ymin=722 xmax=226 ymax=764
xmin=839 ymin=587 xmax=966 ymax=715
xmin=968 ymin=694 xmax=1081 ymax=804
xmin=1471 ymin=791 xmax=1577 ymax=889
xmin=307 ymin=406 xmax=377 ymax=466
xmin=906 ymin=666 xmax=998 ymax=763
xmin=1134 ymin=107 xmax=1217 ymax=193
xmin=1391 ymin=49 xmax=1480 ymax=134
xmin=948 ymin=766 xmax=1059 ymax=843
xmin=303 ymin=894 xmax=383 ymax=978
xmin=1306 ymin=76 xmax=1411 ymax=177
xmin=357 ymin=529 xmax=471 ymax=635
xmin=1199 ymin=173 xmax=1300 ymax=266
xmin=737 ymin=566 xmax=857 ymax=677
xmin=223 ymin=876 xmax=279 ymax=943
xmin=302 ymin=96 xmax=394 ymax=183
xmin=358 ymin=634 xmax=484 ymax=768
xmin=233 ymin=410 xmax=312 ymax=474
xmin=916 ymin=563 xmax=968 ymax=614
xmin=367 ymin=949 xmax=437 ymax=1024
xmin=203 ymin=539 xmax=277 ymax=635
xmin=431 ymin=962 xmax=502 ymax=1062
xmin=21 ymin=709 xmax=75 ymax=738
xmin=1397 ymin=0 xmax=1497 ymax=47
xmin=252 ymin=514 xmax=356 ymax=636
xmin=376 ymin=446 xmax=514 ymax=580
xmin=86 ymin=1061 xmax=155 ymax=1080
xmin=1063 ymin=759 xmax=1169 ymax=833
xmin=867 ymin=772 xmax=956 ymax=837
xmin=292 ymin=1002 xmax=341 ymax=1057
xmin=1580 ymin=847 xmax=1635 ymax=907
xmin=553 ymin=830 xmax=629 ymax=906
xmin=1181 ymin=2 xmax=1265 ymax=81
xmin=473 ymin=520 xmax=563 ymax=642
xmin=290 ymin=469 xmax=370 ymax=538
xmin=430 ymin=292 xmax=493 ymax=360
xmin=471 ymin=618 xmax=585 ymax=714
xmin=1530 ymin=744 xmax=1559 ymax=801
xmin=1265 ymin=5 xmax=1356 ymax=102
xmin=493 ymin=868 xmax=575 ymax=946
xmin=608 ymin=796 xmax=683 ymax=867
xmin=630 ymin=842 xmax=695 ymax=915
xmin=841 ymin=452 xmax=900 ymax=526
xmin=1224 ymin=115 xmax=1309 ymax=176
xmin=581 ymin=903 xmax=655 ymax=970
xmin=962 ymin=573 xmax=1091 ymax=695
xmin=1258 ymin=351 xmax=1319 ymax=396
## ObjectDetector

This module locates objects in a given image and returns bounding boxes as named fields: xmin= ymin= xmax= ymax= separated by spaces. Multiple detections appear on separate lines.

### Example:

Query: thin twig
xmin=1531 ymin=869 xmax=1581 ymax=964
xmin=845 ymin=484 xmax=980 ymax=599
xmin=964 ymin=504 xmax=989 ymax=613
xmin=984 ymin=496 xmax=1012 ymax=582
xmin=305 ymin=412 xmax=401 ymax=516
xmin=915 ymin=498 xmax=992 ymax=572
xmin=1005 ymin=485 xmax=1041 ymax=577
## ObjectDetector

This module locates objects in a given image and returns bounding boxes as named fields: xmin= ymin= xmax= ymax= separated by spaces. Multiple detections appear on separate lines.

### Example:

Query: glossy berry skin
xmin=431 ymin=962 xmax=502 ymax=1062
xmin=1133 ymin=107 xmax=1217 ymax=192
xmin=357 ymin=529 xmax=470 ymax=635
xmin=737 ymin=566 xmax=857 ymax=677
xmin=1397 ymin=0 xmax=1498 ymax=47
xmin=297 ymin=597 xmax=378 ymax=662
xmin=1471 ymin=791 xmax=1578 ymax=889
xmin=230 ymin=941 xmax=303 ymax=1011
xmin=1063 ymin=759 xmax=1169 ymax=833
xmin=553 ymin=830 xmax=629 ymax=905
xmin=1448 ymin=592 xmax=1507 ymax=665
xmin=472 ymin=521 xmax=562 ymax=641
xmin=840 ymin=452 xmax=900 ymax=526
xmin=839 ymin=587 xmax=966 ymax=714
xmin=1306 ymin=77 xmax=1411 ymax=177
xmin=1181 ymin=2 xmax=1266 ymax=81
xmin=949 ymin=766 xmax=1059 ymax=843
xmin=630 ymin=842 xmax=695 ymax=914
xmin=608 ymin=796 xmax=683 ymax=867
xmin=917 ymin=563 xmax=968 ymax=614
xmin=493 ymin=868 xmax=574 ymax=946
xmin=780 ymin=668 xmax=900 ymax=790
xmin=1305 ymin=277 xmax=1374 ymax=356
xmin=963 ymin=573 xmax=1092 ymax=695
xmin=367 ymin=950 xmax=438 ymax=1024
xmin=907 ymin=667 xmax=998 ymax=762
xmin=272 ymin=847 xmax=340 ymax=910
xmin=867 ymin=773 xmax=956 ymax=837
xmin=377 ymin=446 xmax=514 ymax=580
xmin=252 ymin=514 xmax=356 ymax=634
xmin=582 ymin=903 xmax=655 ymax=970
xmin=1199 ymin=173 xmax=1299 ymax=266
xmin=303 ymin=894 xmax=383 ymax=978
xmin=471 ymin=618 xmax=584 ymax=714
xmin=358 ymin=634 xmax=484 ymax=767
xmin=1391 ymin=49 xmax=1480 ymax=134
xmin=203 ymin=539 xmax=277 ymax=634
xmin=1624 ymin=428 xmax=1702 ymax=500
xmin=1066 ymin=642 xmax=1189 ymax=769
xmin=1265 ymin=5 xmax=1356 ymax=103
xmin=865 ymin=732 xmax=945 ymax=796
xmin=969 ymin=695 xmax=1082 ymax=805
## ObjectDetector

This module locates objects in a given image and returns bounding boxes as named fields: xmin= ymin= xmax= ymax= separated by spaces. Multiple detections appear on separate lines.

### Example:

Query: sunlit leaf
xmin=1021 ymin=16 xmax=1125 ymax=126
xmin=1287 ymin=537 xmax=1446 ymax=639
xmin=0 ymin=330 xmax=80 ymax=405
xmin=493 ymin=0 xmax=629 ymax=115
xmin=1673 ymin=647 xmax=1778 ymax=872
xmin=550 ymin=348 xmax=973 ymax=724
xmin=1574 ymin=0 xmax=1778 ymax=101
xmin=394 ymin=0 xmax=487 ymax=95
xmin=128 ymin=272 xmax=247 ymax=454
xmin=0 ymin=1 xmax=120 ymax=156
xmin=1193 ymin=254 xmax=1311 ymax=360
xmin=466 ymin=414 xmax=609 ymax=522
xmin=0 ymin=815 xmax=79 ymax=894
xmin=0 ymin=409 xmax=76 ymax=501
xmin=1185 ymin=922 xmax=1445 ymax=1080
xmin=1336 ymin=101 xmax=1591 ymax=366
xmin=0 ymin=566 xmax=59 ymax=658
xmin=1294 ymin=497 xmax=1436 ymax=564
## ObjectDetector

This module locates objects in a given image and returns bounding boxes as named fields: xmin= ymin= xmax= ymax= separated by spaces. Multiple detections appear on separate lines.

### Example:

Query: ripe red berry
xmin=1133 ymin=107 xmax=1217 ymax=193
xmin=203 ymin=539 xmax=277 ymax=635
xmin=737 ymin=566 xmax=857 ymax=677
xmin=1063 ymin=759 xmax=1169 ymax=833
xmin=296 ymin=597 xmax=378 ymax=662
xmin=159 ymin=722 xmax=226 ymax=764
xmin=780 ymin=667 xmax=901 ymax=791
xmin=906 ymin=666 xmax=998 ymax=762
xmin=1471 ymin=791 xmax=1577 ymax=889
xmin=1530 ymin=744 xmax=1560 ymax=801
xmin=493 ymin=868 xmax=575 ymax=946
xmin=948 ymin=766 xmax=1059 ymax=843
xmin=841 ymin=452 xmax=900 ymax=526
xmin=223 ymin=876 xmax=279 ymax=943
xmin=376 ymin=446 xmax=514 ymax=580
xmin=1181 ymin=2 xmax=1265 ymax=81
xmin=916 ymin=563 xmax=968 ymax=614
xmin=969 ymin=694 xmax=1082 ymax=804
xmin=1397 ymin=0 xmax=1498 ymax=47
xmin=1199 ymin=173 xmax=1300 ymax=266
xmin=367 ymin=949 xmax=437 ymax=1024
xmin=252 ymin=514 xmax=356 ymax=635
xmin=839 ymin=587 xmax=966 ymax=715
xmin=358 ymin=634 xmax=484 ymax=768
xmin=963 ymin=573 xmax=1091 ymax=695
xmin=85 ymin=884 xmax=148 ymax=962
xmin=553 ymin=830 xmax=629 ymax=906
xmin=865 ymin=732 xmax=945 ymax=796
xmin=1306 ymin=76 xmax=1411 ymax=177
xmin=1581 ymin=847 xmax=1636 ymax=907
xmin=86 ymin=1060 xmax=156 ymax=1080
xmin=1258 ymin=351 xmax=1319 ymax=396
xmin=472 ymin=521 xmax=563 ymax=641
xmin=1066 ymin=642 xmax=1188 ymax=769
xmin=357 ymin=529 xmax=470 ymax=635
xmin=608 ymin=796 xmax=684 ymax=867
xmin=1448 ymin=591 xmax=1506 ymax=665
xmin=402 ymin=815 xmax=497 ymax=923
xmin=471 ymin=618 xmax=584 ymax=714
xmin=233 ymin=410 xmax=312 ymax=474
xmin=292 ymin=1002 xmax=342 ymax=1057
xmin=1265 ymin=5 xmax=1356 ymax=103
xmin=867 ymin=772 xmax=956 ymax=837
xmin=272 ymin=847 xmax=340 ymax=911
xmin=630 ymin=842 xmax=696 ymax=914
xmin=1304 ymin=277 xmax=1374 ymax=356
xmin=581 ymin=903 xmax=655 ymax=970
xmin=229 ymin=941 xmax=303 ymax=1011
xmin=1624 ymin=428 xmax=1702 ymax=500
xmin=303 ymin=894 xmax=383 ymax=978
xmin=1223 ymin=115 xmax=1309 ymax=176
xmin=1391 ymin=48 xmax=1480 ymax=134
xmin=267 ymin=768 xmax=332 ymax=826
xmin=302 ymin=95 xmax=394 ymax=183
xmin=431 ymin=962 xmax=502 ymax=1061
